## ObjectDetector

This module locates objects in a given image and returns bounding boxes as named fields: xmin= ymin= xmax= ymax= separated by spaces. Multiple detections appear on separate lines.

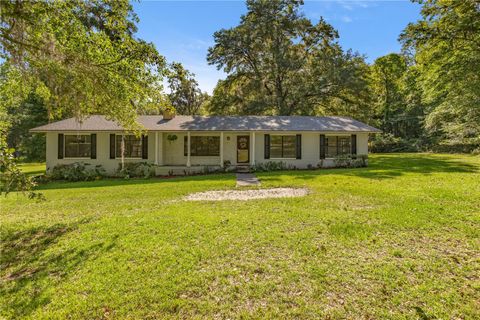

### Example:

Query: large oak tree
xmin=207 ymin=0 xmax=371 ymax=119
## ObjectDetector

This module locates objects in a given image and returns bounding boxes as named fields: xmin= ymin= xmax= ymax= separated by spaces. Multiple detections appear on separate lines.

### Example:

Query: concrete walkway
xmin=236 ymin=173 xmax=261 ymax=187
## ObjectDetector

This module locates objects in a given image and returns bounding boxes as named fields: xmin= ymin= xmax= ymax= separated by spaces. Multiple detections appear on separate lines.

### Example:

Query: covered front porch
xmin=151 ymin=131 xmax=258 ymax=170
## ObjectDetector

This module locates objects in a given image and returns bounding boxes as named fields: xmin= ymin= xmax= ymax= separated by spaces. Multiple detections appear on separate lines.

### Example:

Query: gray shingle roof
xmin=30 ymin=115 xmax=381 ymax=133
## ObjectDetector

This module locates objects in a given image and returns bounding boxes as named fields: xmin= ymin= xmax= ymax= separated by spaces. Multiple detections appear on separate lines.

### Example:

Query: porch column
xmin=220 ymin=132 xmax=224 ymax=167
xmin=158 ymin=132 xmax=163 ymax=165
xmin=187 ymin=131 xmax=191 ymax=167
xmin=154 ymin=132 xmax=158 ymax=165
xmin=251 ymin=132 xmax=256 ymax=166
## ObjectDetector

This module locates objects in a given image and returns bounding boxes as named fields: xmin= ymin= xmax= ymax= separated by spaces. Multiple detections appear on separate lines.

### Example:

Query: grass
xmin=17 ymin=162 xmax=46 ymax=176
xmin=1 ymin=153 xmax=479 ymax=319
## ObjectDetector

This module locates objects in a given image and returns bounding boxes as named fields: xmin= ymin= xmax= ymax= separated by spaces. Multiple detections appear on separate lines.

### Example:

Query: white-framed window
xmin=270 ymin=135 xmax=297 ymax=159
xmin=64 ymin=134 xmax=91 ymax=158
xmin=116 ymin=135 xmax=142 ymax=158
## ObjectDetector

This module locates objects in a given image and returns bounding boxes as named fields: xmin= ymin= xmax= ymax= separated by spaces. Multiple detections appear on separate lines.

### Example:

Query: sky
xmin=132 ymin=0 xmax=422 ymax=94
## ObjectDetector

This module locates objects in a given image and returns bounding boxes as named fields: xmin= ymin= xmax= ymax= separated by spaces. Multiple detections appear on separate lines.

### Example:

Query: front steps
xmin=235 ymin=165 xmax=251 ymax=173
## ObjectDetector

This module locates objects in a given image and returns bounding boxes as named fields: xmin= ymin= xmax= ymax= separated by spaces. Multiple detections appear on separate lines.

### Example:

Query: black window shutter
xmin=90 ymin=134 xmax=97 ymax=159
xmin=296 ymin=134 xmax=302 ymax=159
xmin=184 ymin=136 xmax=188 ymax=156
xmin=351 ymin=134 xmax=357 ymax=157
xmin=264 ymin=134 xmax=270 ymax=159
xmin=142 ymin=134 xmax=148 ymax=159
xmin=58 ymin=133 xmax=64 ymax=159
xmin=109 ymin=134 xmax=116 ymax=159
xmin=319 ymin=134 xmax=326 ymax=159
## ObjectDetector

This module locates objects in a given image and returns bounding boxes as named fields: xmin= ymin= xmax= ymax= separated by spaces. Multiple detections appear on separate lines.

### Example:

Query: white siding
xmin=45 ymin=131 xmax=371 ymax=174
xmin=46 ymin=132 xmax=155 ymax=173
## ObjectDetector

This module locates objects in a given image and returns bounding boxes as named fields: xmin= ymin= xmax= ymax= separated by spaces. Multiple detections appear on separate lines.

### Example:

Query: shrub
xmin=223 ymin=160 xmax=232 ymax=172
xmin=430 ymin=143 xmax=480 ymax=154
xmin=252 ymin=161 xmax=287 ymax=172
xmin=333 ymin=154 xmax=368 ymax=168
xmin=203 ymin=165 xmax=220 ymax=175
xmin=117 ymin=162 xmax=155 ymax=179
xmin=50 ymin=162 xmax=106 ymax=181
xmin=370 ymin=133 xmax=420 ymax=153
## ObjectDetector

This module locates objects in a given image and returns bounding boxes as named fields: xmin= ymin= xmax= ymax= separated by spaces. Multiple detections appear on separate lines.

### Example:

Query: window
xmin=326 ymin=136 xmax=351 ymax=158
xmin=65 ymin=135 xmax=91 ymax=158
xmin=116 ymin=135 xmax=142 ymax=158
xmin=270 ymin=135 xmax=296 ymax=158
xmin=184 ymin=136 xmax=220 ymax=156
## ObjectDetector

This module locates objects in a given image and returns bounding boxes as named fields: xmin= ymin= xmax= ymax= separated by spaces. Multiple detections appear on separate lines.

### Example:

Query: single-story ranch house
xmin=30 ymin=114 xmax=381 ymax=175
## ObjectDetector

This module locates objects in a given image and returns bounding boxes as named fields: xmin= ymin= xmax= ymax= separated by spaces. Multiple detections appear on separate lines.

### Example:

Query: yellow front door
xmin=237 ymin=135 xmax=250 ymax=163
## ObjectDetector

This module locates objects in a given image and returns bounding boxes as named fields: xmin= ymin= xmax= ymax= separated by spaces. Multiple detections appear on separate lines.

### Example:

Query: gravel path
xmin=184 ymin=187 xmax=309 ymax=201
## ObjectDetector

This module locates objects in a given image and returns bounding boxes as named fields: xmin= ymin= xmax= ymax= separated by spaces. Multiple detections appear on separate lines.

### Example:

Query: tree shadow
xmin=36 ymin=173 xmax=236 ymax=191
xmin=259 ymin=154 xmax=478 ymax=182
xmin=0 ymin=219 xmax=118 ymax=318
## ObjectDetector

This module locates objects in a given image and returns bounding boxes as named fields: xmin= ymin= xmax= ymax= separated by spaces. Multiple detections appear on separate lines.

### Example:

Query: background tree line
xmin=1 ymin=0 xmax=479 ymax=195
xmin=205 ymin=0 xmax=480 ymax=153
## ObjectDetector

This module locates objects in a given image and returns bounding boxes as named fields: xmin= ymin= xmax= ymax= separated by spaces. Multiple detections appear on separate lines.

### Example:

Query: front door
xmin=237 ymin=135 xmax=250 ymax=163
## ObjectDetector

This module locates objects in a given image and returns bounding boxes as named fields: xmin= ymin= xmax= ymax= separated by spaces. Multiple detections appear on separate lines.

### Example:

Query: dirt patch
xmin=184 ymin=188 xmax=309 ymax=201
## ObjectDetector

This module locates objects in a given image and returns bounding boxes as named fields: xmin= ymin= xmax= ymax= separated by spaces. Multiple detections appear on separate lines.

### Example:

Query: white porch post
xmin=187 ymin=131 xmax=191 ymax=167
xmin=220 ymin=132 xmax=224 ymax=167
xmin=154 ymin=132 xmax=158 ymax=165
xmin=251 ymin=132 xmax=256 ymax=166
xmin=158 ymin=132 xmax=163 ymax=165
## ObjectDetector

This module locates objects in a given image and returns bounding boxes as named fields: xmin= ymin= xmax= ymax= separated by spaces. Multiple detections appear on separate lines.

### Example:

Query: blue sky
xmin=132 ymin=1 xmax=422 ymax=93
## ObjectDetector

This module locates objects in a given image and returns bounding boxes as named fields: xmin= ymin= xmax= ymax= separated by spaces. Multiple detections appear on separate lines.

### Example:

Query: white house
xmin=30 ymin=114 xmax=380 ymax=175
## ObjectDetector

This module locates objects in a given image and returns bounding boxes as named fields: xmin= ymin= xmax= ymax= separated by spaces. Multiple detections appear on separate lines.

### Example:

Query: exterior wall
xmin=253 ymin=131 xmax=316 ymax=168
xmin=162 ymin=132 xmax=223 ymax=166
xmin=357 ymin=133 xmax=369 ymax=155
xmin=46 ymin=131 xmax=155 ymax=174
xmin=253 ymin=132 xmax=369 ymax=169
xmin=45 ymin=131 xmax=371 ymax=174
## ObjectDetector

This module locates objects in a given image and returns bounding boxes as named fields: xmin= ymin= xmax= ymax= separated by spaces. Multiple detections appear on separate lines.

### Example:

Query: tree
xmin=207 ymin=0 xmax=370 ymax=118
xmin=400 ymin=0 xmax=480 ymax=147
xmin=167 ymin=62 xmax=208 ymax=115
xmin=0 ymin=0 xmax=168 ymax=196
xmin=0 ymin=0 xmax=167 ymax=129
xmin=369 ymin=53 xmax=425 ymax=141
xmin=370 ymin=53 xmax=408 ymax=134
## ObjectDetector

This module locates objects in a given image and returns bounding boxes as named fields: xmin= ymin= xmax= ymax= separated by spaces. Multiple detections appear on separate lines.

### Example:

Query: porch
xmin=152 ymin=131 xmax=258 ymax=169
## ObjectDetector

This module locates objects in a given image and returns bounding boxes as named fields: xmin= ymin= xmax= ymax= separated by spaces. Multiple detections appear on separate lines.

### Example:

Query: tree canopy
xmin=0 ymin=0 xmax=167 ymax=129
xmin=400 ymin=0 xmax=480 ymax=146
xmin=0 ymin=0 xmax=168 ymax=196
xmin=207 ymin=0 xmax=371 ymax=119
xmin=167 ymin=62 xmax=208 ymax=115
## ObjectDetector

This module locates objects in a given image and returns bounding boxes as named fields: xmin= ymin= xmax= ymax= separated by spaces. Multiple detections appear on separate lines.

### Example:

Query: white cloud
xmin=341 ymin=15 xmax=353 ymax=23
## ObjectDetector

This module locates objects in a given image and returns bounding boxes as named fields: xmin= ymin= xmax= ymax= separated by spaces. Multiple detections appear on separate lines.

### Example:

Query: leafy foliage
xmin=252 ymin=161 xmax=288 ymax=172
xmin=207 ymin=0 xmax=371 ymax=120
xmin=400 ymin=0 xmax=480 ymax=146
xmin=333 ymin=154 xmax=368 ymax=168
xmin=117 ymin=162 xmax=156 ymax=179
xmin=49 ymin=163 xmax=106 ymax=182
xmin=0 ymin=0 xmax=170 ymax=197
xmin=369 ymin=54 xmax=425 ymax=139
xmin=0 ymin=0 xmax=167 ymax=129
xmin=167 ymin=62 xmax=209 ymax=115
xmin=0 ymin=141 xmax=43 ymax=200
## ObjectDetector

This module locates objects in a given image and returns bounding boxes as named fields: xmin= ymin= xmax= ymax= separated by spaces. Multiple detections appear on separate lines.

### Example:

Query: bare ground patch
xmin=184 ymin=188 xmax=309 ymax=201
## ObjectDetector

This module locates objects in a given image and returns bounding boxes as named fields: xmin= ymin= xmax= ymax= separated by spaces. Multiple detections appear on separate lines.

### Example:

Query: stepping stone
xmin=236 ymin=173 xmax=260 ymax=187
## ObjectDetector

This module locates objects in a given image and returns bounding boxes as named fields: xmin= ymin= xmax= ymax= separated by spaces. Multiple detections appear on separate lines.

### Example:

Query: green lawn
xmin=18 ymin=163 xmax=47 ymax=176
xmin=1 ymin=154 xmax=479 ymax=319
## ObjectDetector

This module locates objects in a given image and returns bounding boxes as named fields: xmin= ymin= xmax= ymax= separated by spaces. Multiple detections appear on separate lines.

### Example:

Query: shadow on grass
xmin=33 ymin=154 xmax=477 ymax=191
xmin=0 ymin=219 xmax=117 ymax=318
xmin=259 ymin=154 xmax=478 ymax=181
xmin=36 ymin=173 xmax=236 ymax=191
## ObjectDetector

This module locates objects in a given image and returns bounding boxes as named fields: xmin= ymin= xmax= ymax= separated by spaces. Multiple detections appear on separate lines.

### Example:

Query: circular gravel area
xmin=184 ymin=187 xmax=309 ymax=201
